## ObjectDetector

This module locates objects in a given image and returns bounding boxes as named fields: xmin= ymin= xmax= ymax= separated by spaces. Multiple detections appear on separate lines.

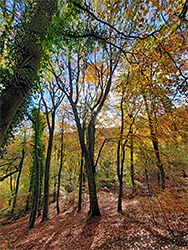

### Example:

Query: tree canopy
xmin=0 ymin=0 xmax=187 ymax=247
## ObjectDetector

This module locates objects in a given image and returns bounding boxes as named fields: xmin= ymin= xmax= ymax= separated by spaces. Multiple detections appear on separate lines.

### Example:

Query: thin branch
xmin=94 ymin=138 xmax=109 ymax=169
xmin=0 ymin=169 xmax=20 ymax=182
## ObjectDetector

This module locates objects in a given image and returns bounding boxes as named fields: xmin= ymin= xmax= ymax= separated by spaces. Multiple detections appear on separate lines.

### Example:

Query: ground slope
xmin=0 ymin=192 xmax=187 ymax=250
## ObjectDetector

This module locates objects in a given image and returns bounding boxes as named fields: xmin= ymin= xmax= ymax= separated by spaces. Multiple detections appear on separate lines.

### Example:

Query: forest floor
xmin=0 ymin=189 xmax=188 ymax=250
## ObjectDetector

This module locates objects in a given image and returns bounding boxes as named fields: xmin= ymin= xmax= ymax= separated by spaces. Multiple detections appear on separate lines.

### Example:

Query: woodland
xmin=0 ymin=0 xmax=188 ymax=249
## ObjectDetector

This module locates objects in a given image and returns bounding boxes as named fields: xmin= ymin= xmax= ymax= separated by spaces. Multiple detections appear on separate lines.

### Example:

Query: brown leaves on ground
xmin=0 ymin=191 xmax=187 ymax=250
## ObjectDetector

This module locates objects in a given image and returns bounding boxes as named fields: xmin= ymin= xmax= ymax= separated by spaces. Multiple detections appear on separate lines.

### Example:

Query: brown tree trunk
xmin=85 ymin=155 xmax=101 ymax=218
xmin=11 ymin=147 xmax=25 ymax=214
xmin=130 ymin=129 xmax=135 ymax=192
xmin=42 ymin=129 xmax=54 ymax=221
xmin=29 ymin=114 xmax=40 ymax=228
xmin=117 ymin=143 xmax=125 ymax=212
xmin=42 ymin=106 xmax=56 ymax=221
xmin=78 ymin=154 xmax=84 ymax=211
xmin=71 ymin=104 xmax=101 ymax=219
xmin=117 ymin=93 xmax=125 ymax=213
xmin=0 ymin=0 xmax=57 ymax=148
xmin=143 ymin=93 xmax=165 ymax=189
xmin=56 ymin=118 xmax=64 ymax=215
xmin=152 ymin=137 xmax=165 ymax=189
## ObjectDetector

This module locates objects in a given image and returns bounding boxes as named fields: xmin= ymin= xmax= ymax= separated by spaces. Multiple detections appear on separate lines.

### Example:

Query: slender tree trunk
xmin=143 ymin=93 xmax=165 ymax=189
xmin=78 ymin=154 xmax=84 ymax=211
xmin=42 ymin=130 xmax=54 ymax=221
xmin=11 ymin=147 xmax=25 ymax=214
xmin=29 ymin=149 xmax=40 ymax=228
xmin=37 ymin=146 xmax=45 ymax=217
xmin=130 ymin=129 xmax=135 ymax=192
xmin=52 ymin=173 xmax=56 ymax=203
xmin=87 ymin=119 xmax=95 ymax=174
xmin=152 ymin=138 xmax=165 ymax=189
xmin=71 ymin=104 xmax=101 ymax=219
xmin=117 ymin=93 xmax=125 ymax=212
xmin=0 ymin=0 xmax=57 ymax=148
xmin=117 ymin=144 xmax=125 ymax=212
xmin=29 ymin=118 xmax=40 ymax=228
xmin=9 ymin=175 xmax=14 ymax=207
xmin=56 ymin=118 xmax=64 ymax=215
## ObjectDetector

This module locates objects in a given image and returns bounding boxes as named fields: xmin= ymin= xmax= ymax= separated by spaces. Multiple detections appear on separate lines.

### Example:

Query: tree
xmin=11 ymin=131 xmax=26 ymax=214
xmin=28 ymin=104 xmax=45 ymax=229
xmin=78 ymin=152 xmax=84 ymax=211
xmin=56 ymin=115 xmax=65 ymax=215
xmin=0 ymin=0 xmax=57 ymax=148
xmin=116 ymin=90 xmax=136 ymax=211
xmin=41 ymin=79 xmax=64 ymax=221
xmin=51 ymin=37 xmax=120 ymax=218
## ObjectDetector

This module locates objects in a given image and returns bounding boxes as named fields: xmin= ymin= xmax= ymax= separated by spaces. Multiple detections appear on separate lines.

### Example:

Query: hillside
xmin=0 ymin=191 xmax=187 ymax=250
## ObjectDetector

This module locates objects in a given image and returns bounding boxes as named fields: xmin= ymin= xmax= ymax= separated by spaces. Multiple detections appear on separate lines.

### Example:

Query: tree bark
xmin=117 ymin=93 xmax=125 ymax=212
xmin=71 ymin=104 xmax=100 ymax=218
xmin=42 ymin=111 xmax=55 ymax=221
xmin=57 ymin=117 xmax=64 ymax=215
xmin=130 ymin=129 xmax=135 ymax=191
xmin=117 ymin=143 xmax=125 ymax=212
xmin=11 ymin=147 xmax=25 ymax=214
xmin=0 ymin=0 xmax=57 ymax=148
xmin=143 ymin=93 xmax=165 ymax=189
xmin=29 ymin=111 xmax=40 ymax=229
xmin=78 ymin=153 xmax=84 ymax=211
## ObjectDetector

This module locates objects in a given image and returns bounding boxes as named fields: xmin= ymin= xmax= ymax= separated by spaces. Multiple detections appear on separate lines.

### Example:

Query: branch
xmin=94 ymin=138 xmax=109 ymax=169
xmin=0 ymin=169 xmax=19 ymax=182
xmin=70 ymin=0 xmax=165 ymax=41
xmin=179 ymin=0 xmax=188 ymax=21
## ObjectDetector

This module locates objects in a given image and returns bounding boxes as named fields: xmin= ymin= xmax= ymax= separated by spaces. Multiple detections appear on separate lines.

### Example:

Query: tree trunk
xmin=11 ymin=147 xmax=25 ymax=214
xmin=117 ymin=93 xmax=125 ymax=212
xmin=87 ymin=119 xmax=95 ymax=174
xmin=29 ymin=118 xmax=40 ymax=228
xmin=143 ymin=93 xmax=165 ymax=189
xmin=52 ymin=173 xmax=57 ymax=203
xmin=130 ymin=129 xmax=135 ymax=192
xmin=56 ymin=117 xmax=64 ymax=215
xmin=118 ymin=177 xmax=123 ymax=212
xmin=0 ymin=0 xmax=57 ymax=148
xmin=78 ymin=154 xmax=84 ymax=211
xmin=152 ymin=138 xmax=165 ymax=189
xmin=29 ymin=149 xmax=40 ymax=228
xmin=85 ymin=154 xmax=101 ymax=218
xmin=42 ymin=130 xmax=54 ymax=221
xmin=117 ymin=144 xmax=125 ymax=212
xmin=9 ymin=175 xmax=14 ymax=207
xmin=71 ymin=104 xmax=101 ymax=219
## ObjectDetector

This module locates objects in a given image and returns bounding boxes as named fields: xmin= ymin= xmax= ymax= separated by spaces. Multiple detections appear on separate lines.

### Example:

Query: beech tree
xmin=27 ymin=105 xmax=45 ymax=228
xmin=56 ymin=115 xmax=65 ymax=215
xmin=41 ymin=79 xmax=64 ymax=221
xmin=51 ymin=38 xmax=120 ymax=218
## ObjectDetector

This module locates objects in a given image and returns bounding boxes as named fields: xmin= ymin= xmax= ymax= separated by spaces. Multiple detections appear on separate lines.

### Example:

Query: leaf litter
xmin=0 ymin=191 xmax=187 ymax=250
